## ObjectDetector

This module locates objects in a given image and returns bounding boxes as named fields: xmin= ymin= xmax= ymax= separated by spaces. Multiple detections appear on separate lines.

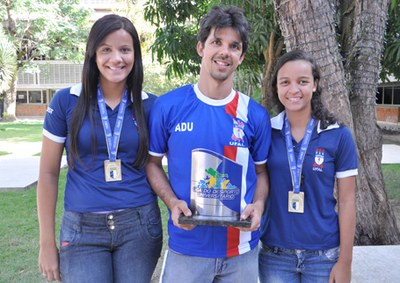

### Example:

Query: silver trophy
xmin=179 ymin=148 xmax=251 ymax=227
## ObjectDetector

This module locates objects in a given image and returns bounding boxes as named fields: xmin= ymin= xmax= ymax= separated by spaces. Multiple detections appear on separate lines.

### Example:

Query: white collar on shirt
xmin=271 ymin=111 xmax=339 ymax=133
xmin=70 ymin=83 xmax=149 ymax=101
xmin=193 ymin=83 xmax=236 ymax=106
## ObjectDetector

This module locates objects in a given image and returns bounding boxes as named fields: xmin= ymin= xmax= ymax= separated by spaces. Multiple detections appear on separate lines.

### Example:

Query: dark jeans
xmin=259 ymin=244 xmax=339 ymax=283
xmin=59 ymin=201 xmax=162 ymax=283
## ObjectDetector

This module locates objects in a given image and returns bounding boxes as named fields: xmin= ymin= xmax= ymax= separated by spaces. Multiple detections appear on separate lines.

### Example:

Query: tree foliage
xmin=144 ymin=0 xmax=211 ymax=78
xmin=0 ymin=0 xmax=91 ymax=67
xmin=0 ymin=0 xmax=92 ymax=118
xmin=381 ymin=0 xmax=400 ymax=80
xmin=0 ymin=32 xmax=17 ymax=95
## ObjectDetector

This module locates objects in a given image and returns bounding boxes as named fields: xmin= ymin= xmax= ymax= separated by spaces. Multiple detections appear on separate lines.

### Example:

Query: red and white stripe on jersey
xmin=224 ymin=91 xmax=252 ymax=257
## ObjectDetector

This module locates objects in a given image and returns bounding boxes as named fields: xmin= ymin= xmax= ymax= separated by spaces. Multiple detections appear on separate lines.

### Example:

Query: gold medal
xmin=288 ymin=191 xmax=305 ymax=213
xmin=104 ymin=159 xmax=122 ymax=182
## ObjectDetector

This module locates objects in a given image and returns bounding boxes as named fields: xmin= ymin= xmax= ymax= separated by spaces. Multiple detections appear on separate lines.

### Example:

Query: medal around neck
xmin=178 ymin=148 xmax=251 ymax=228
xmin=284 ymin=116 xmax=314 ymax=214
xmin=288 ymin=191 xmax=304 ymax=213
xmin=97 ymin=86 xmax=127 ymax=183
xmin=104 ymin=159 xmax=122 ymax=182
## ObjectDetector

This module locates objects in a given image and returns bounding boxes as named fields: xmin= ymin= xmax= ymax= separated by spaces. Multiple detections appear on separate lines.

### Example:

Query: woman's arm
xmin=329 ymin=176 xmax=356 ymax=283
xmin=37 ymin=136 xmax=64 ymax=282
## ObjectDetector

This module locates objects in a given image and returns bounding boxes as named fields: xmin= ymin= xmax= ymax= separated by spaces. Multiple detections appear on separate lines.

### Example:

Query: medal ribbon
xmin=284 ymin=115 xmax=315 ymax=193
xmin=97 ymin=86 xmax=128 ymax=162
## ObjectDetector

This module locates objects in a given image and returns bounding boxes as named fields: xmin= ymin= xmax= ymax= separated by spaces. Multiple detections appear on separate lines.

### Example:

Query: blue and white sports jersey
xmin=148 ymin=84 xmax=271 ymax=258
xmin=43 ymin=84 xmax=157 ymax=212
xmin=260 ymin=111 xmax=358 ymax=250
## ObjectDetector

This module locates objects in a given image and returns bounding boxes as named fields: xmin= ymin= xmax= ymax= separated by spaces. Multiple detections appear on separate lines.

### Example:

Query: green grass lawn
xmin=383 ymin=164 xmax=400 ymax=200
xmin=0 ymin=121 xmax=42 ymax=155
xmin=0 ymin=170 xmax=66 ymax=283
xmin=0 ymin=121 xmax=43 ymax=143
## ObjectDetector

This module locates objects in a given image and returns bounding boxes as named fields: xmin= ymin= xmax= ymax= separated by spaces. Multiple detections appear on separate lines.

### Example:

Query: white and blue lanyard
xmin=284 ymin=115 xmax=315 ymax=193
xmin=97 ymin=86 xmax=128 ymax=162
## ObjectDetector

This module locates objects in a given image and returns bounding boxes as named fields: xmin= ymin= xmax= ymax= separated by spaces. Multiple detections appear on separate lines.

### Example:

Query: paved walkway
xmin=1 ymin=141 xmax=400 ymax=191
xmin=382 ymin=144 xmax=400 ymax=164
xmin=0 ymin=141 xmax=67 ymax=191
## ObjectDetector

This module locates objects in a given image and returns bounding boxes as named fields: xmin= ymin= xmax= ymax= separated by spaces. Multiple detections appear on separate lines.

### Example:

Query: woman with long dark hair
xmin=259 ymin=50 xmax=358 ymax=283
xmin=37 ymin=14 xmax=162 ymax=282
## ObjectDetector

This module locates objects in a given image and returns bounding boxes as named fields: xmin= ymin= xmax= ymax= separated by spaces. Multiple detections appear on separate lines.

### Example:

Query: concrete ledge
xmin=352 ymin=245 xmax=400 ymax=282
xmin=378 ymin=121 xmax=400 ymax=131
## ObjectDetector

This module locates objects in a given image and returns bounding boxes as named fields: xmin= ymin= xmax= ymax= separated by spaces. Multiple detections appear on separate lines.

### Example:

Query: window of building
xmin=16 ymin=91 xmax=28 ymax=104
xmin=376 ymin=84 xmax=400 ymax=106
xmin=42 ymin=90 xmax=48 ymax=104
xmin=16 ymin=90 xmax=50 ymax=104
xmin=377 ymin=87 xmax=383 ymax=104
xmin=48 ymin=89 xmax=56 ymax=103
xmin=29 ymin=90 xmax=42 ymax=103
xmin=394 ymin=87 xmax=400 ymax=105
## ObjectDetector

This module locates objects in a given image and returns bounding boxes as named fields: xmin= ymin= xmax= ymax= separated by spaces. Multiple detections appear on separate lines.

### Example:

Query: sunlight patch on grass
xmin=0 ymin=122 xmax=43 ymax=142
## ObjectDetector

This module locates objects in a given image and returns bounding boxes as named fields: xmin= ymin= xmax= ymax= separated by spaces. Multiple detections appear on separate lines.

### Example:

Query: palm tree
xmin=0 ymin=34 xmax=17 ymax=118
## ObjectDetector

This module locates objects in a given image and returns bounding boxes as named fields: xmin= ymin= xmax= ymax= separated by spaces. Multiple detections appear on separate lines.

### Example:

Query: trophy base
xmin=178 ymin=215 xmax=251 ymax=228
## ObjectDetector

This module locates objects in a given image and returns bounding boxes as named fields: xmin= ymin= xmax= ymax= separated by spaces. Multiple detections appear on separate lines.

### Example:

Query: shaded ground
xmin=383 ymin=129 xmax=400 ymax=145
xmin=391 ymin=200 xmax=400 ymax=229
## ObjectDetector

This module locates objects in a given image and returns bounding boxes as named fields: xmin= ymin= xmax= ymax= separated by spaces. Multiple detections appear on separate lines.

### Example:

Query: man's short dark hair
xmin=197 ymin=6 xmax=250 ymax=55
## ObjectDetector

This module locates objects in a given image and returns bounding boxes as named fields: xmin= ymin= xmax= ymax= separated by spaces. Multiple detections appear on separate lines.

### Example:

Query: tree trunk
xmin=340 ymin=0 xmax=400 ymax=244
xmin=273 ymin=0 xmax=353 ymax=124
xmin=262 ymin=30 xmax=284 ymax=113
xmin=273 ymin=0 xmax=400 ymax=244
xmin=3 ymin=0 xmax=17 ymax=121
xmin=3 ymin=79 xmax=17 ymax=120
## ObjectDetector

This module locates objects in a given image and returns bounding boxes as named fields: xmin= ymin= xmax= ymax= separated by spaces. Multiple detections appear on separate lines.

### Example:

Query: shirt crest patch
xmin=313 ymin=148 xmax=325 ymax=172
xmin=229 ymin=118 xmax=246 ymax=147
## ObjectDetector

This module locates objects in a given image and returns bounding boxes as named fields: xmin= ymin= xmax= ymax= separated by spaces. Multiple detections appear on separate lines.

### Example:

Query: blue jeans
xmin=258 ymin=244 xmax=339 ymax=283
xmin=59 ymin=201 xmax=163 ymax=283
xmin=161 ymin=246 xmax=258 ymax=283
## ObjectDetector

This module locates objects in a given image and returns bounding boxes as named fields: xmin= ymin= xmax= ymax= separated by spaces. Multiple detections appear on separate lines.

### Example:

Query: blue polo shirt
xmin=148 ymin=84 xmax=271 ymax=258
xmin=260 ymin=111 xmax=358 ymax=250
xmin=43 ymin=84 xmax=157 ymax=212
